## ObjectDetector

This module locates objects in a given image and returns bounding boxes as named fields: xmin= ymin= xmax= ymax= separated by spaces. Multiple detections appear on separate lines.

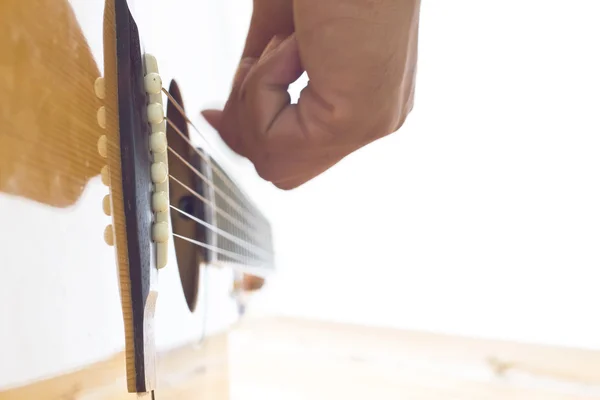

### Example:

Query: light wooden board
xmin=0 ymin=334 xmax=229 ymax=400
xmin=228 ymin=317 xmax=600 ymax=399
xmin=3 ymin=317 xmax=600 ymax=399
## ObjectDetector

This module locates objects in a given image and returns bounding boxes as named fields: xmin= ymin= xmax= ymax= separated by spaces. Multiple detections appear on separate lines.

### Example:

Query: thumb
xmin=201 ymin=109 xmax=223 ymax=131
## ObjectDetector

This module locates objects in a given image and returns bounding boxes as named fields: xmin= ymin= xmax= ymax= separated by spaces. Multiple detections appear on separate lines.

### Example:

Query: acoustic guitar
xmin=0 ymin=0 xmax=274 ymax=397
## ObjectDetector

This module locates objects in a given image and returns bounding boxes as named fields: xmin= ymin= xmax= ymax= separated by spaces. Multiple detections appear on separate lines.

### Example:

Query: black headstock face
xmin=100 ymin=0 xmax=167 ymax=393
xmin=99 ymin=0 xmax=276 ymax=395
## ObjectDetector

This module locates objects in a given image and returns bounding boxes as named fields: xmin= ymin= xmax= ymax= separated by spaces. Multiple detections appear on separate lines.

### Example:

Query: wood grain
xmin=2 ymin=317 xmax=600 ymax=399
xmin=0 ymin=0 xmax=103 ymax=207
xmin=99 ymin=0 xmax=141 ymax=393
xmin=0 ymin=334 xmax=229 ymax=400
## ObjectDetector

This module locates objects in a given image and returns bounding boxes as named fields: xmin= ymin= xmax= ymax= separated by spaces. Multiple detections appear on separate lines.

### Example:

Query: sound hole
xmin=178 ymin=195 xmax=196 ymax=221
xmin=166 ymin=80 xmax=204 ymax=312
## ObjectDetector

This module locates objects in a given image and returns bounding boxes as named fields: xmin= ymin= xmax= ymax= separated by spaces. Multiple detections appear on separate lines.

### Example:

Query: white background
xmin=239 ymin=0 xmax=600 ymax=350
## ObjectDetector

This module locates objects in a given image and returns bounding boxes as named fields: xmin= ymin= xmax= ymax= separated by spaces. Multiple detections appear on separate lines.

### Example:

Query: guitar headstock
xmin=96 ymin=0 xmax=276 ymax=395
xmin=96 ymin=0 xmax=167 ymax=393
xmin=0 ymin=0 xmax=275 ymax=395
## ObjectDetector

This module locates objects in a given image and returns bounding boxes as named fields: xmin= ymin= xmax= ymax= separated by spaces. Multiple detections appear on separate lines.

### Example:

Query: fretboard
xmin=204 ymin=154 xmax=274 ymax=271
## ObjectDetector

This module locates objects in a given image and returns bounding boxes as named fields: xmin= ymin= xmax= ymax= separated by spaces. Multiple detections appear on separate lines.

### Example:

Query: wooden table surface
xmin=3 ymin=316 xmax=600 ymax=399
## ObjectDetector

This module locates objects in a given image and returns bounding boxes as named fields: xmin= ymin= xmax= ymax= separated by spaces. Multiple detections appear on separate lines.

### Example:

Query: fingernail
xmin=200 ymin=109 xmax=222 ymax=130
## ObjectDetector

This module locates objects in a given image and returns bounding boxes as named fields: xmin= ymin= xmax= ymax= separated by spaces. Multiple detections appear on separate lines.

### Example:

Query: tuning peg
xmin=97 ymin=135 xmax=107 ymax=158
xmin=152 ymin=191 xmax=168 ymax=213
xmin=94 ymin=77 xmax=105 ymax=99
xmin=145 ymin=53 xmax=170 ymax=270
xmin=100 ymin=165 xmax=110 ymax=186
xmin=152 ymin=222 xmax=169 ymax=243
xmin=102 ymin=194 xmax=111 ymax=216
xmin=97 ymin=106 xmax=106 ymax=129
xmin=104 ymin=225 xmax=114 ymax=246
xmin=144 ymin=73 xmax=162 ymax=94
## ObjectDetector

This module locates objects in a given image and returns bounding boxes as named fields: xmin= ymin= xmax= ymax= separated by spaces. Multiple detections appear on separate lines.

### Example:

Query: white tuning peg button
xmin=152 ymin=222 xmax=169 ymax=243
xmin=144 ymin=73 xmax=162 ymax=94
xmin=152 ymin=191 xmax=169 ymax=212
xmin=151 ymin=162 xmax=167 ymax=183
xmin=150 ymin=131 xmax=167 ymax=153
xmin=147 ymin=103 xmax=164 ymax=125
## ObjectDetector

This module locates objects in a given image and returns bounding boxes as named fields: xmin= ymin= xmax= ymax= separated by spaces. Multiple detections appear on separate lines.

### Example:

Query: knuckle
xmin=312 ymin=97 xmax=402 ymax=142
xmin=253 ymin=156 xmax=274 ymax=182
xmin=238 ymin=66 xmax=263 ymax=101
xmin=252 ymin=153 xmax=298 ymax=190
xmin=272 ymin=181 xmax=297 ymax=191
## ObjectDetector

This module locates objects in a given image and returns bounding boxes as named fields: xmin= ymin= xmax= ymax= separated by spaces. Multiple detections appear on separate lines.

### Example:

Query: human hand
xmin=202 ymin=0 xmax=421 ymax=189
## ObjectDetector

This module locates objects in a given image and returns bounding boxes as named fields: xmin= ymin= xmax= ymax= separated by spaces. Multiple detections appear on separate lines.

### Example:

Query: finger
xmin=253 ymin=137 xmax=355 ymax=186
xmin=238 ymin=34 xmax=352 ymax=187
xmin=266 ymin=157 xmax=343 ymax=190
xmin=206 ymin=57 xmax=258 ymax=155
xmin=240 ymin=34 xmax=304 ymax=138
xmin=206 ymin=35 xmax=289 ymax=154
xmin=232 ymin=57 xmax=257 ymax=91
xmin=260 ymin=34 xmax=287 ymax=59
xmin=200 ymin=109 xmax=222 ymax=131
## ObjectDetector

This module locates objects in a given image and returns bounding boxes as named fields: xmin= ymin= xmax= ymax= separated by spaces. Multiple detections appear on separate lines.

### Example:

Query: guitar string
xmin=164 ymin=111 xmax=270 ymax=257
xmin=168 ymin=173 xmax=273 ymax=261
xmin=168 ymin=172 xmax=263 ymax=239
xmin=156 ymin=89 xmax=273 ymax=262
xmin=161 ymin=88 xmax=263 ymax=219
xmin=170 ymin=204 xmax=272 ymax=260
xmin=164 ymin=115 xmax=269 ymax=260
xmin=172 ymin=233 xmax=261 ymax=266
xmin=172 ymin=234 xmax=273 ymax=280
xmin=164 ymin=121 xmax=266 ymax=256
xmin=166 ymin=142 xmax=265 ymax=231
xmin=160 ymin=88 xmax=245 ymax=198
xmin=160 ymin=88 xmax=269 ymax=227
xmin=161 ymin=100 xmax=245 ymax=203
xmin=163 ymin=123 xmax=261 ymax=233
